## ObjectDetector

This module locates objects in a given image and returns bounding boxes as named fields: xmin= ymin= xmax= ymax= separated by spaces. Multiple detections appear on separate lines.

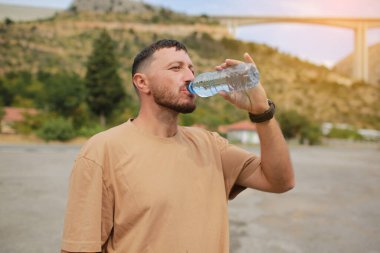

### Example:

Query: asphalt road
xmin=0 ymin=144 xmax=379 ymax=253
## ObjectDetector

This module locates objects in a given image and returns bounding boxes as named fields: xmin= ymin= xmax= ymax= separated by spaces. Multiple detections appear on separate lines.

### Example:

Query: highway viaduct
xmin=213 ymin=16 xmax=380 ymax=82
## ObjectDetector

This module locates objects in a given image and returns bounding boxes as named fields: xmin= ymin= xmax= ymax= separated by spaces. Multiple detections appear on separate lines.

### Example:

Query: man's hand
xmin=216 ymin=53 xmax=269 ymax=114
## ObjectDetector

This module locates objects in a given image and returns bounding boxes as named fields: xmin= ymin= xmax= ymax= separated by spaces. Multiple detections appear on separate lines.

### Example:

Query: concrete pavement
xmin=0 ymin=144 xmax=379 ymax=252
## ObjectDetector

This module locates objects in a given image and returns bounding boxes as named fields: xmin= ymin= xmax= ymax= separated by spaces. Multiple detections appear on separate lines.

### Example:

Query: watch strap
xmin=248 ymin=99 xmax=275 ymax=123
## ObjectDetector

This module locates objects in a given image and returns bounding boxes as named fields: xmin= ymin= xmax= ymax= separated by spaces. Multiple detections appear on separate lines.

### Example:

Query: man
xmin=61 ymin=39 xmax=294 ymax=253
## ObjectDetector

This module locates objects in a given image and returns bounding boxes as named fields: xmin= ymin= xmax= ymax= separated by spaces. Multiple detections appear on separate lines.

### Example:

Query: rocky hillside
xmin=333 ymin=42 xmax=380 ymax=86
xmin=0 ymin=3 xmax=379 ymax=130
xmin=70 ymin=0 xmax=156 ymax=13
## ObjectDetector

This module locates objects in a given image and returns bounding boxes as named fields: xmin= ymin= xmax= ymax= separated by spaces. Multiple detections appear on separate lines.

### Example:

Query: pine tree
xmin=85 ymin=30 xmax=126 ymax=127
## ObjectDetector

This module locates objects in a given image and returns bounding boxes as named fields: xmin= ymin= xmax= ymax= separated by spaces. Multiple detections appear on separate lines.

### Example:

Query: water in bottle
xmin=187 ymin=62 xmax=260 ymax=97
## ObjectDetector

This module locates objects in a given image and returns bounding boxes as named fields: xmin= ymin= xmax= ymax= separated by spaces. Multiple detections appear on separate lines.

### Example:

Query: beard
xmin=151 ymin=85 xmax=196 ymax=114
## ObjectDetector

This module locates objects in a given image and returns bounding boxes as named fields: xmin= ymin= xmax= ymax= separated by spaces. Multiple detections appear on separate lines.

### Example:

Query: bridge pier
xmin=227 ymin=21 xmax=237 ymax=37
xmin=353 ymin=23 xmax=368 ymax=82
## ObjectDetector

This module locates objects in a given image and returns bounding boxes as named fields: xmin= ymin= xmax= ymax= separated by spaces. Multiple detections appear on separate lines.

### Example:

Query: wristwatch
xmin=248 ymin=99 xmax=275 ymax=123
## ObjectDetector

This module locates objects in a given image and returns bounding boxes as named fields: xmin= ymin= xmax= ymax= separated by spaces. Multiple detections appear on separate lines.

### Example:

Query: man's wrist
xmin=248 ymin=99 xmax=276 ymax=123
xmin=249 ymin=101 xmax=270 ymax=115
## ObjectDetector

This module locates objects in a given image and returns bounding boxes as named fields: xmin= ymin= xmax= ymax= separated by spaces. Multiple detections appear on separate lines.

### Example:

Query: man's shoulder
xmin=180 ymin=125 xmax=209 ymax=137
xmin=180 ymin=126 xmax=228 ymax=146
xmin=78 ymin=122 xmax=133 ymax=158
xmin=88 ymin=122 xmax=130 ymax=144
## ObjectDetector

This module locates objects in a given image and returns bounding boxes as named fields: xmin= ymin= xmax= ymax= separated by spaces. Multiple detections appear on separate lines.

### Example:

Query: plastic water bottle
xmin=187 ymin=63 xmax=260 ymax=97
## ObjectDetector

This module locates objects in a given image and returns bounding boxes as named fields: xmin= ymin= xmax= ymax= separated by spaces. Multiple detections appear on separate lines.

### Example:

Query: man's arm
xmin=241 ymin=117 xmax=294 ymax=193
xmin=218 ymin=53 xmax=295 ymax=193
xmin=60 ymin=156 xmax=113 ymax=253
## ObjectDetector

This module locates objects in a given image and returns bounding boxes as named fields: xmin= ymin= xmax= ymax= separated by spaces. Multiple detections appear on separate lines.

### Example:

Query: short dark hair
xmin=132 ymin=39 xmax=188 ymax=77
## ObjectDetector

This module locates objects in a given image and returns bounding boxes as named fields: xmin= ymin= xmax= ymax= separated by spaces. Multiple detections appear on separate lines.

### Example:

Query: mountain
xmin=70 ymin=0 xmax=156 ymax=13
xmin=333 ymin=42 xmax=380 ymax=86
xmin=0 ymin=3 xmax=379 ymax=130
xmin=0 ymin=3 xmax=60 ymax=21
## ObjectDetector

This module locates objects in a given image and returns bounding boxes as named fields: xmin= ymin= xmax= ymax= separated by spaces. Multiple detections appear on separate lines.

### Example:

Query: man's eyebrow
xmin=167 ymin=61 xmax=194 ymax=69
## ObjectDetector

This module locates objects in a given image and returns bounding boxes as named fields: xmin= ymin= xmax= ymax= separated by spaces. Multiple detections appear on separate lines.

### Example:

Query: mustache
xmin=179 ymin=83 xmax=191 ymax=92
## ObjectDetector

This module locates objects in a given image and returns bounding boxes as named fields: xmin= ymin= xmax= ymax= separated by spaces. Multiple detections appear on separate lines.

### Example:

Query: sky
xmin=1 ymin=0 xmax=380 ymax=67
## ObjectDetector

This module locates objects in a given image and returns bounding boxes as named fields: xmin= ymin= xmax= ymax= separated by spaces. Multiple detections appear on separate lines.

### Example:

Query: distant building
xmin=0 ymin=107 xmax=38 ymax=134
xmin=321 ymin=122 xmax=380 ymax=141
xmin=357 ymin=128 xmax=380 ymax=141
xmin=219 ymin=120 xmax=259 ymax=144
xmin=321 ymin=122 xmax=351 ymax=135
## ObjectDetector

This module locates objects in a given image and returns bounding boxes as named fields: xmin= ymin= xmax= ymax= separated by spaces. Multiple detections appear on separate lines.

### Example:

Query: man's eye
xmin=170 ymin=66 xmax=181 ymax=70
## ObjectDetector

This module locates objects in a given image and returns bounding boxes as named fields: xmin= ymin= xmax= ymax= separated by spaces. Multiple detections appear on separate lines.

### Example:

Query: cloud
xmin=274 ymin=0 xmax=380 ymax=17
xmin=2 ymin=0 xmax=380 ymax=16
xmin=143 ymin=0 xmax=380 ymax=17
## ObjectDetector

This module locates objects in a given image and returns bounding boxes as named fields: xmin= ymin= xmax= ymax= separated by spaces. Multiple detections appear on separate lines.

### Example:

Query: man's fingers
xmin=219 ymin=91 xmax=232 ymax=101
xmin=244 ymin=52 xmax=257 ymax=66
xmin=225 ymin=59 xmax=242 ymax=66
xmin=215 ymin=62 xmax=228 ymax=70
xmin=219 ymin=91 xmax=238 ymax=105
xmin=215 ymin=53 xmax=256 ymax=70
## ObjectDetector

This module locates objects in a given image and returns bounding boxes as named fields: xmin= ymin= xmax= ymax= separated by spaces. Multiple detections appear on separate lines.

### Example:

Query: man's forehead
xmin=151 ymin=47 xmax=192 ymax=66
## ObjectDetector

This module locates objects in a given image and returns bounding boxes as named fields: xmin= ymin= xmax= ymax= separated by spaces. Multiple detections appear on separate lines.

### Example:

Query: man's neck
xmin=133 ymin=107 xmax=179 ymax=138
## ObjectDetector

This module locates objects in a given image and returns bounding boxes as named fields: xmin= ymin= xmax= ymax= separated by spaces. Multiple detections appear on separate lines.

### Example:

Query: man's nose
xmin=184 ymin=68 xmax=195 ymax=82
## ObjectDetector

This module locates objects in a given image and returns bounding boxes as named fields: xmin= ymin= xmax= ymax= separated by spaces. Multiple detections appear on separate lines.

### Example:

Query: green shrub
xmin=300 ymin=123 xmax=322 ymax=145
xmin=13 ymin=113 xmax=46 ymax=135
xmin=37 ymin=117 xmax=75 ymax=141
xmin=277 ymin=110 xmax=308 ymax=139
xmin=4 ymin=17 xmax=14 ymax=26
xmin=0 ymin=106 xmax=4 ymax=118
xmin=78 ymin=124 xmax=105 ymax=137
xmin=327 ymin=127 xmax=364 ymax=140
xmin=277 ymin=109 xmax=322 ymax=145
xmin=0 ymin=106 xmax=4 ymax=132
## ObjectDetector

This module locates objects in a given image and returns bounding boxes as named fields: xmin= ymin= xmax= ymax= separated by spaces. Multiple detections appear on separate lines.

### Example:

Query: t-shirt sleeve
xmin=211 ymin=132 xmax=261 ymax=200
xmin=61 ymin=156 xmax=114 ymax=252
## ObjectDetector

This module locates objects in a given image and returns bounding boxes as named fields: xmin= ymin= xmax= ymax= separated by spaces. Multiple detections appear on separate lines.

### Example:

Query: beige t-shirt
xmin=61 ymin=120 xmax=260 ymax=253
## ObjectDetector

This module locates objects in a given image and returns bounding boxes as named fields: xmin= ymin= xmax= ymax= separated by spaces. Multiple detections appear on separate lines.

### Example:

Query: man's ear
xmin=133 ymin=73 xmax=150 ymax=94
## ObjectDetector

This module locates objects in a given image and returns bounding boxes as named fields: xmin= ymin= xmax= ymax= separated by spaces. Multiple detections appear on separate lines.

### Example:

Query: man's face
xmin=145 ymin=47 xmax=196 ymax=114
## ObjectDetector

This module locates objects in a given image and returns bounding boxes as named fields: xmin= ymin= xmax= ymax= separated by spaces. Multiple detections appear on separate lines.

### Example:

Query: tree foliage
xmin=85 ymin=30 xmax=126 ymax=126
xmin=277 ymin=109 xmax=322 ymax=145
xmin=39 ymin=71 xmax=85 ymax=117
xmin=0 ymin=106 xmax=3 ymax=133
xmin=0 ymin=71 xmax=43 ymax=107
xmin=37 ymin=117 xmax=75 ymax=142
xmin=4 ymin=17 xmax=14 ymax=26
xmin=0 ymin=78 xmax=12 ymax=106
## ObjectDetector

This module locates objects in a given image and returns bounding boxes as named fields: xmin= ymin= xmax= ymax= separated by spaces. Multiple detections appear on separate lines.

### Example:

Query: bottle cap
xmin=187 ymin=82 xmax=196 ymax=94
